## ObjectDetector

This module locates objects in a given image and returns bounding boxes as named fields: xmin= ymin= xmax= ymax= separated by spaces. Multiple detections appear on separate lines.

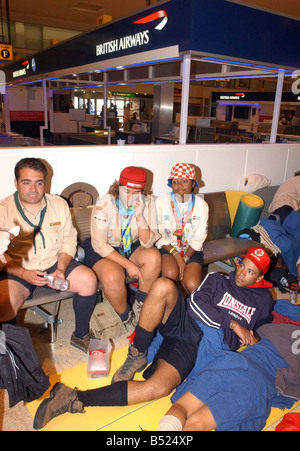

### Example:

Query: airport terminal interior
xmin=0 ymin=0 xmax=300 ymax=432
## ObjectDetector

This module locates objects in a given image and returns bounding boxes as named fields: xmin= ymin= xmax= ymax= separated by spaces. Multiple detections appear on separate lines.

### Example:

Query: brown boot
xmin=33 ymin=382 xmax=84 ymax=430
xmin=111 ymin=344 xmax=147 ymax=384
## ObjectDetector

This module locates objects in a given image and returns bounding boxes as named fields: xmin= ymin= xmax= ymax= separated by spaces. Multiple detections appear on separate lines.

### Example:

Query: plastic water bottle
xmin=44 ymin=274 xmax=70 ymax=291
xmin=289 ymin=291 xmax=298 ymax=305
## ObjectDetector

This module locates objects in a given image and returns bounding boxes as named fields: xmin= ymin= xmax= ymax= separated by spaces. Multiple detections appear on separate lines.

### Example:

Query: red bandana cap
xmin=168 ymin=163 xmax=199 ymax=188
xmin=242 ymin=248 xmax=270 ymax=274
xmin=119 ymin=166 xmax=147 ymax=190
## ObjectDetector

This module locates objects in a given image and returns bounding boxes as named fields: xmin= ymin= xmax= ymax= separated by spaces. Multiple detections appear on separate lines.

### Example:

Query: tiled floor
xmin=0 ymin=265 xmax=293 ymax=431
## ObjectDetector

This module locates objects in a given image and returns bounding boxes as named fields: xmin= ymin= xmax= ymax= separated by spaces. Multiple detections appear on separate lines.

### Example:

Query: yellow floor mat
xmin=264 ymin=401 xmax=300 ymax=431
xmin=26 ymin=347 xmax=172 ymax=431
xmin=27 ymin=347 xmax=300 ymax=431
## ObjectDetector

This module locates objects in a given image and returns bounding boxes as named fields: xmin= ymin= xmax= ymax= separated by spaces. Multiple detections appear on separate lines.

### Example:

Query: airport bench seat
xmin=20 ymin=288 xmax=73 ymax=343
xmin=201 ymin=191 xmax=263 ymax=267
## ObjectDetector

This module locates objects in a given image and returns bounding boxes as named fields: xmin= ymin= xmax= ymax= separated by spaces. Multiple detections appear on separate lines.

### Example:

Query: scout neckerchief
xmin=170 ymin=191 xmax=195 ymax=253
xmin=116 ymin=198 xmax=135 ymax=258
xmin=14 ymin=191 xmax=47 ymax=254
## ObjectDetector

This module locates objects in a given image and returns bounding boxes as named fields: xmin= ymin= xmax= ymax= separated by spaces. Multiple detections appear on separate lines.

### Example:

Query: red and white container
xmin=87 ymin=339 xmax=112 ymax=379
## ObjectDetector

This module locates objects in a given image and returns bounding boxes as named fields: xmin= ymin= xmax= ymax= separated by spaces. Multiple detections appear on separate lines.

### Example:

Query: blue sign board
xmin=4 ymin=0 xmax=300 ymax=82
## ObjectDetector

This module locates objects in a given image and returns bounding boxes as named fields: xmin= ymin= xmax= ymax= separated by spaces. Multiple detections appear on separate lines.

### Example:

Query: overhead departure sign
xmin=0 ymin=44 xmax=13 ymax=61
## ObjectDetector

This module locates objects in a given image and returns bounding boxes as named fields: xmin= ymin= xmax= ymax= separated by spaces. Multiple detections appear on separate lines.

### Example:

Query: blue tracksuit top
xmin=188 ymin=271 xmax=274 ymax=351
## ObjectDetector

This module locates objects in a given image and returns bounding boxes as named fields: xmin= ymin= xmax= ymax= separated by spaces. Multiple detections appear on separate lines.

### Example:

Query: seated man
xmin=0 ymin=158 xmax=98 ymax=352
xmin=33 ymin=247 xmax=274 ymax=430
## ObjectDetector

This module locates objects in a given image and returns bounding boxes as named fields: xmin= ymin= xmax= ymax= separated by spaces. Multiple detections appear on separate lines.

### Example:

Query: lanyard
xmin=170 ymin=191 xmax=195 ymax=249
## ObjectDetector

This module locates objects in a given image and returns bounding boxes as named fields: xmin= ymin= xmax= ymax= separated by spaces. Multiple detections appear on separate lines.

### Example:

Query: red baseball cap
xmin=119 ymin=167 xmax=147 ymax=190
xmin=242 ymin=248 xmax=270 ymax=274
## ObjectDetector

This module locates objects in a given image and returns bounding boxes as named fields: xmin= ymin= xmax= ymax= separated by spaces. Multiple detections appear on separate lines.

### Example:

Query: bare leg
xmin=93 ymin=259 xmax=127 ymax=315
xmin=0 ymin=279 xmax=30 ymax=322
xmin=181 ymin=262 xmax=202 ymax=295
xmin=110 ymin=278 xmax=180 ymax=383
xmin=127 ymin=360 xmax=181 ymax=405
xmin=130 ymin=246 xmax=161 ymax=293
xmin=138 ymin=277 xmax=179 ymax=332
xmin=160 ymin=392 xmax=217 ymax=431
xmin=67 ymin=264 xmax=98 ymax=297
xmin=161 ymin=254 xmax=179 ymax=282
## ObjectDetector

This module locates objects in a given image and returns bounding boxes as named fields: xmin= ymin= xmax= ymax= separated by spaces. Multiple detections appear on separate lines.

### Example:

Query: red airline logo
xmin=134 ymin=10 xmax=168 ymax=30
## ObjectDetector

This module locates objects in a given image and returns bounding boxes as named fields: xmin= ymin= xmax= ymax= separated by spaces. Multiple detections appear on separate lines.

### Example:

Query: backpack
xmin=90 ymin=297 xmax=126 ymax=340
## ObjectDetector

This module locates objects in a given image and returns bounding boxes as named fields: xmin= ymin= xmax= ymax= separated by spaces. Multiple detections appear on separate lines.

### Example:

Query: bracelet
xmin=183 ymin=255 xmax=190 ymax=263
xmin=169 ymin=247 xmax=176 ymax=255
xmin=20 ymin=268 xmax=26 ymax=279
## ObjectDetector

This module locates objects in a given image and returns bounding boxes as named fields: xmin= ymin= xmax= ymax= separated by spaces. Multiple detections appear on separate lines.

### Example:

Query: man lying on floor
xmin=33 ymin=248 xmax=275 ymax=430
xmin=157 ymin=323 xmax=300 ymax=431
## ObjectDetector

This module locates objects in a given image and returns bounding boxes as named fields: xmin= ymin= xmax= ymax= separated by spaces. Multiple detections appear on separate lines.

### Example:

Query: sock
xmin=136 ymin=289 xmax=147 ymax=304
xmin=77 ymin=381 xmax=128 ymax=407
xmin=119 ymin=303 xmax=131 ymax=322
xmin=73 ymin=292 xmax=97 ymax=339
xmin=133 ymin=324 xmax=155 ymax=354
xmin=156 ymin=415 xmax=183 ymax=431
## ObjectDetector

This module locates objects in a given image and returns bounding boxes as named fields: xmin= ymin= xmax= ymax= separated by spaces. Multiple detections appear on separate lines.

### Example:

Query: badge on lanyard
xmin=170 ymin=192 xmax=195 ymax=250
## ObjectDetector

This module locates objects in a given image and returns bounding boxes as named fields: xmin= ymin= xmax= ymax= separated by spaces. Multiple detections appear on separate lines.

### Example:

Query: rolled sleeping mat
xmin=230 ymin=193 xmax=264 ymax=237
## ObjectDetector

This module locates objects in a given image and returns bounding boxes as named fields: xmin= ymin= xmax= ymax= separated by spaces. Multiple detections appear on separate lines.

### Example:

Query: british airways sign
xmin=95 ymin=11 xmax=168 ymax=57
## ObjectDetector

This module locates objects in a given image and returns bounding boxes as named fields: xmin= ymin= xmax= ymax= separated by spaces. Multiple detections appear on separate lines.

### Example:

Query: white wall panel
xmin=0 ymin=144 xmax=299 ymax=201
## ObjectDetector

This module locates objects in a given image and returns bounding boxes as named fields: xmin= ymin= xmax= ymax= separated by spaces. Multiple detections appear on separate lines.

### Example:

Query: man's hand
xmin=230 ymin=320 xmax=258 ymax=347
xmin=22 ymin=269 xmax=48 ymax=286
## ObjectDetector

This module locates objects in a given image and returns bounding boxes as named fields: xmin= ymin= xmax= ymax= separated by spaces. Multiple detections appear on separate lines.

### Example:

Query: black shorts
xmin=82 ymin=237 xmax=140 ymax=268
xmin=0 ymin=259 xmax=81 ymax=300
xmin=143 ymin=291 xmax=203 ymax=382
xmin=159 ymin=248 xmax=203 ymax=265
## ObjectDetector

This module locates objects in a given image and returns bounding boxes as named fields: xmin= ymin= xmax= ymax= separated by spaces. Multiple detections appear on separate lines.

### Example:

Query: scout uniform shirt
xmin=155 ymin=193 xmax=209 ymax=252
xmin=91 ymin=193 xmax=160 ymax=258
xmin=0 ymin=193 xmax=77 ymax=271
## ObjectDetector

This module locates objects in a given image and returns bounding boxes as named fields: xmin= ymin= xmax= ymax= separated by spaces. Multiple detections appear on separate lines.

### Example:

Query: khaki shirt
xmin=155 ymin=193 xmax=209 ymax=252
xmin=0 ymin=193 xmax=77 ymax=271
xmin=91 ymin=193 xmax=160 ymax=257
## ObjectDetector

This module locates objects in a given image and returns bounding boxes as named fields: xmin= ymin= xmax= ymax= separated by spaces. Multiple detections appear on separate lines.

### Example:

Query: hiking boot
xmin=33 ymin=383 xmax=84 ymax=430
xmin=111 ymin=344 xmax=147 ymax=384
xmin=71 ymin=331 xmax=95 ymax=353
xmin=132 ymin=299 xmax=143 ymax=323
